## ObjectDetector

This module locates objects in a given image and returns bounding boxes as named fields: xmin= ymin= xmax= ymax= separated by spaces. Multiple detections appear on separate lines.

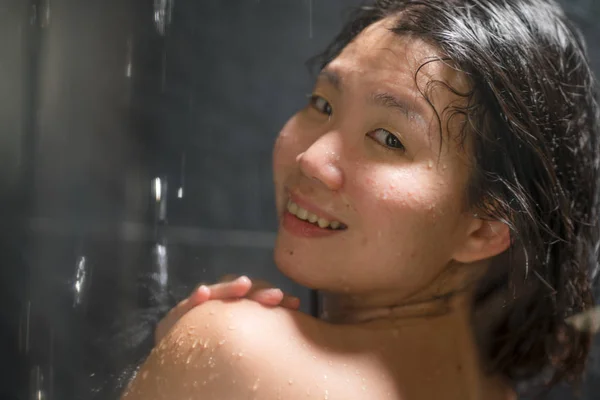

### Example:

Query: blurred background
xmin=0 ymin=0 xmax=598 ymax=399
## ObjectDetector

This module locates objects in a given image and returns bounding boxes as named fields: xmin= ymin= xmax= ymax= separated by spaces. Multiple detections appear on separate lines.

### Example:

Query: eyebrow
xmin=317 ymin=68 xmax=427 ymax=124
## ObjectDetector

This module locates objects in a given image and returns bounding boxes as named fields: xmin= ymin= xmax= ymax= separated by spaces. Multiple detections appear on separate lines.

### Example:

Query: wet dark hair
xmin=310 ymin=0 xmax=600 ymax=394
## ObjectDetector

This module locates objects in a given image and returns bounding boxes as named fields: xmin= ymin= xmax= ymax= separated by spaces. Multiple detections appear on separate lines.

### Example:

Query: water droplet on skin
xmin=237 ymin=352 xmax=244 ymax=359
xmin=186 ymin=354 xmax=193 ymax=364
xmin=324 ymin=389 xmax=329 ymax=399
xmin=427 ymin=160 xmax=433 ymax=169
xmin=288 ymin=379 xmax=294 ymax=385
xmin=442 ymin=164 xmax=447 ymax=170
xmin=323 ymin=374 xmax=327 ymax=380
xmin=192 ymin=340 xmax=198 ymax=349
xmin=141 ymin=371 xmax=149 ymax=380
xmin=209 ymin=310 xmax=215 ymax=315
xmin=252 ymin=379 xmax=260 ymax=391
xmin=218 ymin=339 xmax=227 ymax=347
xmin=328 ymin=361 xmax=333 ymax=366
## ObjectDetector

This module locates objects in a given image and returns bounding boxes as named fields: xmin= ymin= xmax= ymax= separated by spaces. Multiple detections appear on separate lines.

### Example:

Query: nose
xmin=296 ymin=133 xmax=344 ymax=191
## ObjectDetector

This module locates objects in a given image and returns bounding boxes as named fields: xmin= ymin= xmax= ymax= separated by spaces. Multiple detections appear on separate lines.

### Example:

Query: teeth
xmin=288 ymin=201 xmax=298 ymax=214
xmin=296 ymin=208 xmax=309 ymax=220
xmin=286 ymin=200 xmax=344 ymax=230
xmin=317 ymin=218 xmax=329 ymax=228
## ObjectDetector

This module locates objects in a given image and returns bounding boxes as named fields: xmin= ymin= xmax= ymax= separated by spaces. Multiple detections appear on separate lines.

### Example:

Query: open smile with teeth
xmin=286 ymin=200 xmax=346 ymax=230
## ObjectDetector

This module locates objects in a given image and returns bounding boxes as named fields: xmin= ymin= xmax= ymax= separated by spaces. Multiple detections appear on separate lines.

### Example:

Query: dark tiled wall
xmin=0 ymin=0 xmax=598 ymax=399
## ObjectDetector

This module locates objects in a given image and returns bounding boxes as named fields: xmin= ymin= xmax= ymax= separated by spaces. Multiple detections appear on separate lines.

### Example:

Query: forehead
xmin=330 ymin=17 xmax=470 ymax=104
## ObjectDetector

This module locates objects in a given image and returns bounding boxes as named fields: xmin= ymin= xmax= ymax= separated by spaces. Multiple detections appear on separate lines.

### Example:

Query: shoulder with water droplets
xmin=121 ymin=299 xmax=313 ymax=400
xmin=172 ymin=298 xmax=337 ymax=399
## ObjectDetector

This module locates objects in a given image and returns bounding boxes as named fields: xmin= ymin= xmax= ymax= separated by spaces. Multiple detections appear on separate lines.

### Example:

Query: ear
xmin=452 ymin=215 xmax=511 ymax=264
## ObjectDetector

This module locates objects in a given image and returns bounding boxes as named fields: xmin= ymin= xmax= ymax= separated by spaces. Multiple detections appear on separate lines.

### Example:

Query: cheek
xmin=351 ymin=165 xmax=461 ymax=261
xmin=357 ymin=167 xmax=444 ymax=220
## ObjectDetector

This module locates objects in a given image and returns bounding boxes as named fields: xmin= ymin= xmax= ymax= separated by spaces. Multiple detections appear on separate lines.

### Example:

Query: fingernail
xmin=197 ymin=285 xmax=210 ymax=295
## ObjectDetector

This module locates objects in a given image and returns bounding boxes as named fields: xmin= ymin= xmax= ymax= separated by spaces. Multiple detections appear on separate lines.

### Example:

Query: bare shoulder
xmin=122 ymin=299 xmax=388 ymax=400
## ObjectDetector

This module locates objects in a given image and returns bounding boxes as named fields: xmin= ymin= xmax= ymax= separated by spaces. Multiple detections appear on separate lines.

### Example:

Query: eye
xmin=309 ymin=94 xmax=333 ymax=116
xmin=368 ymin=128 xmax=405 ymax=152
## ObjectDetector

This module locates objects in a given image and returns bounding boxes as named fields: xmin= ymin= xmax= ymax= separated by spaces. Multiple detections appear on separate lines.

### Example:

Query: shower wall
xmin=0 ymin=0 xmax=598 ymax=399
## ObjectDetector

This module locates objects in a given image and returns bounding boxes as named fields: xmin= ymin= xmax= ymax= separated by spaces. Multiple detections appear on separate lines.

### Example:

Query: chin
xmin=273 ymin=246 xmax=325 ymax=290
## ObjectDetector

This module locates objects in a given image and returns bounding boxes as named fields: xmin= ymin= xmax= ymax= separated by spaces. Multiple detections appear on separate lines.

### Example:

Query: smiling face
xmin=272 ymin=18 xmax=491 ymax=301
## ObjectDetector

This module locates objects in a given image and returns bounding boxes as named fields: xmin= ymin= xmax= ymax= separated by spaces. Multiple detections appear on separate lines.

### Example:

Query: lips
xmin=285 ymin=192 xmax=347 ymax=230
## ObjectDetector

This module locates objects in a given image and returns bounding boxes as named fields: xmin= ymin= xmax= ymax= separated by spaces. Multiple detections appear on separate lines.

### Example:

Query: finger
xmin=207 ymin=275 xmax=252 ymax=299
xmin=280 ymin=295 xmax=301 ymax=310
xmin=168 ymin=285 xmax=210 ymax=320
xmin=247 ymin=288 xmax=285 ymax=306
xmin=188 ymin=284 xmax=211 ymax=305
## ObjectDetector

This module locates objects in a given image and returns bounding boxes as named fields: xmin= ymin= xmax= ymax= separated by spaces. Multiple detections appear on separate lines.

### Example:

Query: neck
xmin=318 ymin=263 xmax=481 ymax=325
xmin=315 ymin=282 xmax=516 ymax=400
xmin=318 ymin=289 xmax=464 ymax=324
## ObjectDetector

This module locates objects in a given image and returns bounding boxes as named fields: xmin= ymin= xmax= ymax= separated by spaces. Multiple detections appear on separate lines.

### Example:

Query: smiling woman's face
xmin=272 ymin=18 xmax=482 ymax=300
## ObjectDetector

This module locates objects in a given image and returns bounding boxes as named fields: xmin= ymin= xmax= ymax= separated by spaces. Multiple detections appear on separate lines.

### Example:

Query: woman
xmin=123 ymin=0 xmax=600 ymax=398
